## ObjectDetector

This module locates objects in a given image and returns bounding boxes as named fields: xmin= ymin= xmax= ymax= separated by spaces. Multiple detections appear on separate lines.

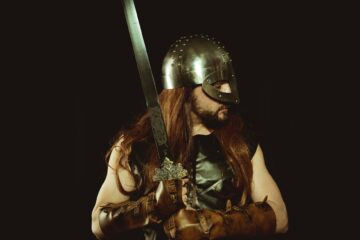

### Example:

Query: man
xmin=91 ymin=35 xmax=288 ymax=240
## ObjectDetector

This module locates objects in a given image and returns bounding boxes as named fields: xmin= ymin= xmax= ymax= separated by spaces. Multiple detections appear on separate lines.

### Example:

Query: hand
xmin=163 ymin=201 xmax=277 ymax=239
xmin=163 ymin=208 xmax=204 ymax=240
xmin=154 ymin=178 xmax=188 ymax=219
xmin=163 ymin=208 xmax=227 ymax=240
xmin=181 ymin=178 xmax=189 ymax=205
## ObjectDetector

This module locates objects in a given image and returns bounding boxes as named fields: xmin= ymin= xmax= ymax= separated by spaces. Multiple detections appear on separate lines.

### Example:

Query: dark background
xmin=76 ymin=1 xmax=352 ymax=239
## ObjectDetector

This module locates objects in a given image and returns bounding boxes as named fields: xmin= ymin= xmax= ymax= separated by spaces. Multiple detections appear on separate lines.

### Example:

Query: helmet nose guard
xmin=161 ymin=34 xmax=240 ymax=104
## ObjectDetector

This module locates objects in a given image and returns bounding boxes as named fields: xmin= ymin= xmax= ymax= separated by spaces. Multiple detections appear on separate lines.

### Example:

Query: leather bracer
xmin=164 ymin=197 xmax=276 ymax=239
xmin=99 ymin=180 xmax=185 ymax=239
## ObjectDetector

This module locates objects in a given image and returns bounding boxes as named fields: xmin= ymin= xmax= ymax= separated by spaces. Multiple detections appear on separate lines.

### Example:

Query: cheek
xmin=194 ymin=88 xmax=221 ymax=110
xmin=204 ymin=100 xmax=221 ymax=113
xmin=201 ymin=97 xmax=216 ymax=109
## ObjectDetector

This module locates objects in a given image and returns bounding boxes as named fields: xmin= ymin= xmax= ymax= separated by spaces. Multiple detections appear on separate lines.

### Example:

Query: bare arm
xmin=251 ymin=144 xmax=288 ymax=233
xmin=91 ymin=137 xmax=187 ymax=239
xmin=91 ymin=138 xmax=136 ymax=239
xmin=162 ymin=145 xmax=288 ymax=239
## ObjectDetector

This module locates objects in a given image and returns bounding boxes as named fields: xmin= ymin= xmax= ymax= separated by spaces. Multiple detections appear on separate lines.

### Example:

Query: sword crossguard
xmin=153 ymin=157 xmax=188 ymax=181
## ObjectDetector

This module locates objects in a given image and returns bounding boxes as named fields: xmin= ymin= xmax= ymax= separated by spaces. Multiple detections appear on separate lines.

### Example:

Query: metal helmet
xmin=161 ymin=34 xmax=240 ymax=104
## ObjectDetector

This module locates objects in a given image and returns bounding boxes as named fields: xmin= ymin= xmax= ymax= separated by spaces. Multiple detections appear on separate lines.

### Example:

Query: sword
xmin=121 ymin=0 xmax=187 ymax=181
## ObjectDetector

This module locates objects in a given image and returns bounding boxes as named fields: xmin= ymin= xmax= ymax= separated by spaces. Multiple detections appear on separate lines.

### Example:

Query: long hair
xmin=106 ymin=87 xmax=253 ymax=197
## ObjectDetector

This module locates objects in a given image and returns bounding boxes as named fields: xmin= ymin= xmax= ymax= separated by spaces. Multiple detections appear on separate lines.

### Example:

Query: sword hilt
xmin=153 ymin=157 xmax=188 ymax=181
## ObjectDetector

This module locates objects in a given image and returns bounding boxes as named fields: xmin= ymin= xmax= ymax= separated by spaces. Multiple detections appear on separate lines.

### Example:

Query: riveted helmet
xmin=161 ymin=34 xmax=240 ymax=104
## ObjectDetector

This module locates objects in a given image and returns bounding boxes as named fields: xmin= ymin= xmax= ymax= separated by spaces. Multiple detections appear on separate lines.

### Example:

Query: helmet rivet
xmin=218 ymin=94 xmax=222 ymax=98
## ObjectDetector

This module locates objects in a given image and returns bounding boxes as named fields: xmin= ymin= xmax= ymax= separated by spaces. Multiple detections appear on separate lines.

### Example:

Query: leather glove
xmin=98 ymin=179 xmax=185 ymax=239
xmin=163 ymin=197 xmax=276 ymax=240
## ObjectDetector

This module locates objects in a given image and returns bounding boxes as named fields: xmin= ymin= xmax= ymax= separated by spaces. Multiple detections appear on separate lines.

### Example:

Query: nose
xmin=220 ymin=82 xmax=231 ymax=93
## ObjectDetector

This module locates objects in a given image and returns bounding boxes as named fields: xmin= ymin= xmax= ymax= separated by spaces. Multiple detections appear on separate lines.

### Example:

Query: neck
xmin=190 ymin=111 xmax=213 ymax=136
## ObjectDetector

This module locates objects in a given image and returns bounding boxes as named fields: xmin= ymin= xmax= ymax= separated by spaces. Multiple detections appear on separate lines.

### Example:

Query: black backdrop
xmin=76 ymin=1 xmax=349 ymax=239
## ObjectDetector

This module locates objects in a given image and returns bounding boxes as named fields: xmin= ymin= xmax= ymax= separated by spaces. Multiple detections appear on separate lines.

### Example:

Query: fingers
xmin=182 ymin=188 xmax=187 ymax=204
xmin=182 ymin=178 xmax=189 ymax=203
xmin=181 ymin=178 xmax=188 ymax=192
xmin=185 ymin=205 xmax=196 ymax=210
xmin=182 ymin=178 xmax=190 ymax=193
xmin=182 ymin=178 xmax=189 ymax=185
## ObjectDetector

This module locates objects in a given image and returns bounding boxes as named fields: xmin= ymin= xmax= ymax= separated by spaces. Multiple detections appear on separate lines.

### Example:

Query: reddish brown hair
xmin=106 ymin=87 xmax=253 ymax=196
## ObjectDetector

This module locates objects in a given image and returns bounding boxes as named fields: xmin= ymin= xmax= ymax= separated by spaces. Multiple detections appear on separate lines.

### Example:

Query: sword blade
xmin=121 ymin=0 xmax=169 ymax=162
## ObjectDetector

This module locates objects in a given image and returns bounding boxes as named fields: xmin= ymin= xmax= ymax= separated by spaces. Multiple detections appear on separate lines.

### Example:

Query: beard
xmin=190 ymin=94 xmax=230 ymax=129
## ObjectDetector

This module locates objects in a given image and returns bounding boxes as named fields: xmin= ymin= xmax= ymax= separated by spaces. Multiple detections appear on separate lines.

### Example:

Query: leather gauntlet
xmin=164 ymin=197 xmax=276 ymax=240
xmin=99 ymin=180 xmax=185 ymax=238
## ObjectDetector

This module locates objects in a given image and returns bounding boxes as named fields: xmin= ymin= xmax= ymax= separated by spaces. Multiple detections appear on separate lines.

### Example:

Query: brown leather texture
xmin=99 ymin=192 xmax=158 ymax=237
xmin=98 ymin=179 xmax=185 ymax=238
xmin=163 ymin=208 xmax=206 ymax=240
xmin=163 ymin=200 xmax=276 ymax=240
xmin=156 ymin=180 xmax=185 ymax=218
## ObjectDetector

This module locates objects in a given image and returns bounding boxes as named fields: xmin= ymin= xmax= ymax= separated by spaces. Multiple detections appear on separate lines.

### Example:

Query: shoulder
xmin=108 ymin=135 xmax=127 ymax=169
xmin=107 ymin=135 xmax=138 ymax=192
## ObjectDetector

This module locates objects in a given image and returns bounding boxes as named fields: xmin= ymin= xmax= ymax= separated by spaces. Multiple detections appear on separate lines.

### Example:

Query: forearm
xmin=98 ymin=180 xmax=184 ymax=240
xmin=267 ymin=200 xmax=288 ymax=233
xmin=98 ymin=192 xmax=159 ymax=236
xmin=164 ymin=198 xmax=277 ymax=240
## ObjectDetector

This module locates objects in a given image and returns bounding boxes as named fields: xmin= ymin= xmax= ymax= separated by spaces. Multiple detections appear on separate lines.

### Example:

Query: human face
xmin=190 ymin=81 xmax=232 ymax=128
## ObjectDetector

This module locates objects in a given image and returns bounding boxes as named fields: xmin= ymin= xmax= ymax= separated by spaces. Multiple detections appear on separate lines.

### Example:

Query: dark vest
xmin=187 ymin=133 xmax=239 ymax=210
xmin=126 ymin=127 xmax=258 ymax=240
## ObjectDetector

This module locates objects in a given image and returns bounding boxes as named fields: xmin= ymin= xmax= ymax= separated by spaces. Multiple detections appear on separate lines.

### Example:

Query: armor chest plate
xmin=187 ymin=134 xmax=240 ymax=210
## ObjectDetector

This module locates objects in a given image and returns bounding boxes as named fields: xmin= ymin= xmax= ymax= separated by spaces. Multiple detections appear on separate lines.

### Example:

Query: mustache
xmin=219 ymin=105 xmax=230 ymax=110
